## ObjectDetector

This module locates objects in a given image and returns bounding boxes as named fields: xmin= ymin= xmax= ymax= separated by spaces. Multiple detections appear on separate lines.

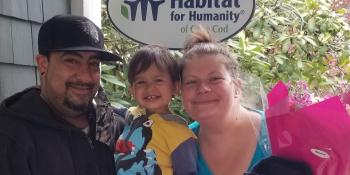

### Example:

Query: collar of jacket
xmin=0 ymin=87 xmax=97 ymax=135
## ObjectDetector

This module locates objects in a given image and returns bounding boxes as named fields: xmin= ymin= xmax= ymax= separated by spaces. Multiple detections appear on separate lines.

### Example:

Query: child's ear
xmin=128 ymin=86 xmax=134 ymax=98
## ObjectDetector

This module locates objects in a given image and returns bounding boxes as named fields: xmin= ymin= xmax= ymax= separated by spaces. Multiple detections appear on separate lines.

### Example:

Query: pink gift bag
xmin=266 ymin=81 xmax=350 ymax=175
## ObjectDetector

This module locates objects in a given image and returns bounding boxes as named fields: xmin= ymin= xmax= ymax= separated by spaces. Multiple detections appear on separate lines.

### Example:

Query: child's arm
xmin=94 ymin=87 xmax=126 ymax=150
xmin=114 ymin=107 xmax=128 ymax=119
xmin=171 ymin=138 xmax=198 ymax=175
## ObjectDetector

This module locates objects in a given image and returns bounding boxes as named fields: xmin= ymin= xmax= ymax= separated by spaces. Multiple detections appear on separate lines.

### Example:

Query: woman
xmin=179 ymin=27 xmax=271 ymax=175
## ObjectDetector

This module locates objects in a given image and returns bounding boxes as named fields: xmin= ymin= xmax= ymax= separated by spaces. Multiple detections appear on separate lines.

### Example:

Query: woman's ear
xmin=36 ymin=54 xmax=48 ymax=76
xmin=233 ymin=78 xmax=242 ymax=98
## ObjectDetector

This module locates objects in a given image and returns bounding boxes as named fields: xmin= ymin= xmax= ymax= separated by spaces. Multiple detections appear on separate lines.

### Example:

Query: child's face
xmin=129 ymin=64 xmax=177 ymax=115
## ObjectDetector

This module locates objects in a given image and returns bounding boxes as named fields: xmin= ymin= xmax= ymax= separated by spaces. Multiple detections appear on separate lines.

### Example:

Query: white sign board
xmin=108 ymin=0 xmax=255 ymax=49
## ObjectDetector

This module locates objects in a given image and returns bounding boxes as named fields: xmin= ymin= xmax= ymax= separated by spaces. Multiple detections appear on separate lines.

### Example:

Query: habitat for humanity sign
xmin=108 ymin=0 xmax=255 ymax=49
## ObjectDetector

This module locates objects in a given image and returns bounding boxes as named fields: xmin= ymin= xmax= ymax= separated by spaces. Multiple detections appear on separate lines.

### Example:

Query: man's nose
xmin=76 ymin=63 xmax=96 ymax=83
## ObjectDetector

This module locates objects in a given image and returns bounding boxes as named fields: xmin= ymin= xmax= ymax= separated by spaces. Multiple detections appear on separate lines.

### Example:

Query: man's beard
xmin=63 ymin=82 xmax=95 ymax=112
xmin=63 ymin=96 xmax=90 ymax=112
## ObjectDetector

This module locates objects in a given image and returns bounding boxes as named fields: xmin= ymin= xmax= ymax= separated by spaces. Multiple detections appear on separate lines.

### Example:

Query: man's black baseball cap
xmin=38 ymin=14 xmax=121 ymax=61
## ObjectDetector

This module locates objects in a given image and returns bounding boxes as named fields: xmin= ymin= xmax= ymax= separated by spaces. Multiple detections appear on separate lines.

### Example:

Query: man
xmin=0 ymin=15 xmax=122 ymax=175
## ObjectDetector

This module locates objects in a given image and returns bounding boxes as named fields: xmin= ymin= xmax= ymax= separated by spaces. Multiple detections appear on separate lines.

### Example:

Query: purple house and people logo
xmin=108 ymin=0 xmax=256 ymax=49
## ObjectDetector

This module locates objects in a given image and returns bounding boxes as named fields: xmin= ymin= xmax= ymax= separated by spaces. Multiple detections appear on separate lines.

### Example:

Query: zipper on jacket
xmin=84 ymin=134 xmax=94 ymax=150
xmin=85 ymin=134 xmax=101 ymax=175
xmin=68 ymin=130 xmax=99 ymax=175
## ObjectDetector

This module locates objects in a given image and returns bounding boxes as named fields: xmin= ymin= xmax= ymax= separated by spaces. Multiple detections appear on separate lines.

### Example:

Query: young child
xmin=114 ymin=45 xmax=197 ymax=175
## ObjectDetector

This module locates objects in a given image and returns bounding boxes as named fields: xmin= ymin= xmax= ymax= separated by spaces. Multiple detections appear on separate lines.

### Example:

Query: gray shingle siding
xmin=28 ymin=0 xmax=44 ymax=23
xmin=0 ymin=16 xmax=13 ymax=64
xmin=12 ymin=19 xmax=34 ymax=66
xmin=0 ymin=0 xmax=28 ymax=20
xmin=0 ymin=0 xmax=69 ymax=101
xmin=43 ymin=0 xmax=70 ymax=21
xmin=0 ymin=63 xmax=38 ymax=100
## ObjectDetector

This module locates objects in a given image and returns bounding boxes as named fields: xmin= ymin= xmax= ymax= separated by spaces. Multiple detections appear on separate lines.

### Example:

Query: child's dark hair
xmin=180 ymin=25 xmax=239 ymax=79
xmin=128 ymin=45 xmax=178 ymax=84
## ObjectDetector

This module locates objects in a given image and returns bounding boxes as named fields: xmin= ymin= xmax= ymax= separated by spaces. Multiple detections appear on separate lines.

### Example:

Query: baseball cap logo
xmin=121 ymin=0 xmax=165 ymax=21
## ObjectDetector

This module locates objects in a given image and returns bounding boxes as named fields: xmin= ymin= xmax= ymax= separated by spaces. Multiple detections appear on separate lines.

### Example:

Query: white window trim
xmin=71 ymin=0 xmax=101 ymax=27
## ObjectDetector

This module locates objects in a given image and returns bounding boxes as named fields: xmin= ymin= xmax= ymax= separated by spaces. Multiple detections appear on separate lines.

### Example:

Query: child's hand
xmin=346 ymin=104 xmax=350 ymax=116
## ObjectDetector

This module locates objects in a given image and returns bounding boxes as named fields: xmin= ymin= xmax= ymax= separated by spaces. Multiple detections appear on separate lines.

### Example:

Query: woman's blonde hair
xmin=179 ymin=25 xmax=240 ymax=79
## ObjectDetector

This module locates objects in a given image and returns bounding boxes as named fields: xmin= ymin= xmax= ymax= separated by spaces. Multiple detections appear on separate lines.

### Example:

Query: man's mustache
xmin=66 ymin=82 xmax=95 ymax=90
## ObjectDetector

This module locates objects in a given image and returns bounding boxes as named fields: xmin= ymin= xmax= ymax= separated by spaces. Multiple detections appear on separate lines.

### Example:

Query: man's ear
xmin=36 ymin=54 xmax=48 ymax=76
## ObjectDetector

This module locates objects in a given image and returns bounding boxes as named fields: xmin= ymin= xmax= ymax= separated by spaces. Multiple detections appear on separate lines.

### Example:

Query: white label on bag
xmin=310 ymin=148 xmax=330 ymax=159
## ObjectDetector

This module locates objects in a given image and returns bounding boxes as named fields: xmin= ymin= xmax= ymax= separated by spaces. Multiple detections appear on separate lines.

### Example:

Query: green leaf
xmin=246 ymin=18 xmax=258 ymax=29
xmin=111 ymin=100 xmax=131 ymax=108
xmin=319 ymin=33 xmax=331 ymax=44
xmin=274 ymin=57 xmax=284 ymax=65
xmin=274 ymin=16 xmax=289 ymax=24
xmin=336 ymin=8 xmax=347 ymax=15
xmin=261 ymin=72 xmax=274 ymax=79
xmin=297 ymin=60 xmax=303 ymax=69
xmin=282 ymin=39 xmax=291 ymax=53
xmin=296 ymin=38 xmax=306 ymax=47
xmin=252 ymin=25 xmax=261 ymax=39
xmin=252 ymin=58 xmax=270 ymax=68
xmin=302 ymin=36 xmax=317 ymax=46
xmin=307 ymin=17 xmax=317 ymax=33
xmin=250 ymin=50 xmax=266 ymax=58
xmin=268 ymin=18 xmax=279 ymax=26
xmin=121 ymin=5 xmax=129 ymax=19
xmin=320 ymin=21 xmax=328 ymax=32
xmin=101 ymin=74 xmax=126 ymax=88
xmin=275 ymin=54 xmax=289 ymax=60
xmin=101 ymin=64 xmax=115 ymax=71
xmin=263 ymin=28 xmax=272 ymax=44
xmin=276 ymin=35 xmax=289 ymax=42
xmin=239 ymin=32 xmax=246 ymax=52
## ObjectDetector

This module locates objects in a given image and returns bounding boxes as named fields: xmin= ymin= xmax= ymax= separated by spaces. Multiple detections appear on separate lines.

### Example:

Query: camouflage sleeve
xmin=94 ymin=87 xmax=126 ymax=150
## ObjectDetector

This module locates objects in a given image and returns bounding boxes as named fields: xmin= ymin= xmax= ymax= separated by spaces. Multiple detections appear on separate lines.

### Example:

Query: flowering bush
xmin=229 ymin=0 xmax=350 ymax=103
xmin=286 ymin=80 xmax=350 ymax=116
xmin=286 ymin=80 xmax=314 ymax=110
